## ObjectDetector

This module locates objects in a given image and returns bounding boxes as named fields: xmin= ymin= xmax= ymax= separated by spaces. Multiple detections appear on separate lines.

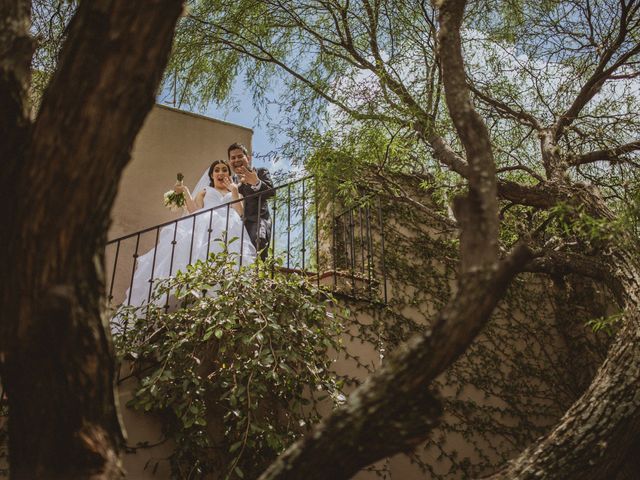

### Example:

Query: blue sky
xmin=159 ymin=78 xmax=292 ymax=173
xmin=204 ymin=103 xmax=285 ymax=171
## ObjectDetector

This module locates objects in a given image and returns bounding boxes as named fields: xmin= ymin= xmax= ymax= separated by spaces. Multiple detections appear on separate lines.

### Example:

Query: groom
xmin=228 ymin=142 xmax=274 ymax=260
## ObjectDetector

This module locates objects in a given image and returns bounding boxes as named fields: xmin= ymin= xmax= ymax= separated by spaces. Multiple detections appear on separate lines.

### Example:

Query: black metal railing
xmin=331 ymin=198 xmax=388 ymax=304
xmin=105 ymin=176 xmax=388 ymax=311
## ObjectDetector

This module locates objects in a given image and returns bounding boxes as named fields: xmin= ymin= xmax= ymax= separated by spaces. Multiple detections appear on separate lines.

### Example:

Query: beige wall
xmin=106 ymin=105 xmax=252 ymax=305
xmin=109 ymin=104 xmax=253 ymax=240
xmin=105 ymin=105 xmax=253 ymax=477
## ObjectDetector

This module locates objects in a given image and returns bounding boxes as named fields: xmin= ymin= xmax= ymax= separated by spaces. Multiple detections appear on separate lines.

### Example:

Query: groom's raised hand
xmin=237 ymin=167 xmax=259 ymax=186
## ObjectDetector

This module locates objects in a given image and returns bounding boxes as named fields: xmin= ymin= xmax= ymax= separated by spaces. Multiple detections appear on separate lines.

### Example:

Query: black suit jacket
xmin=237 ymin=167 xmax=275 ymax=225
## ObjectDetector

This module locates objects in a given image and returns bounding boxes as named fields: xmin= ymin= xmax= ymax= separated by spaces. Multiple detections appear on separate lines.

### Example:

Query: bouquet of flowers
xmin=164 ymin=173 xmax=186 ymax=212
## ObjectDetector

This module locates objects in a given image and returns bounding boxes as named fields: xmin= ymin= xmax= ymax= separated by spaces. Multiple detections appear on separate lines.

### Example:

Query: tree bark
xmin=0 ymin=0 xmax=33 ymax=227
xmin=0 ymin=1 xmax=184 ymax=478
xmin=485 ymin=196 xmax=640 ymax=480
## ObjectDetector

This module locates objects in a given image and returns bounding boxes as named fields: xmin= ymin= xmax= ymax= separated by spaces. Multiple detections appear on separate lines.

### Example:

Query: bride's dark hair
xmin=208 ymin=159 xmax=232 ymax=187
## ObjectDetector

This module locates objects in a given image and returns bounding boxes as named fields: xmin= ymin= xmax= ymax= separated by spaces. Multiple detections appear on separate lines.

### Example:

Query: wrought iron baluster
xmin=126 ymin=234 xmax=141 ymax=307
xmin=270 ymin=196 xmax=277 ymax=279
xmin=377 ymin=199 xmax=388 ymax=304
xmin=314 ymin=177 xmax=320 ymax=288
xmin=146 ymin=227 xmax=161 ymax=303
xmin=359 ymin=206 xmax=366 ymax=275
xmin=206 ymin=209 xmax=213 ymax=258
xmin=239 ymin=199 xmax=245 ymax=267
xmin=336 ymin=213 xmax=349 ymax=272
xmin=256 ymin=192 xmax=262 ymax=260
xmin=188 ymin=215 xmax=196 ymax=265
xmin=331 ymin=209 xmax=338 ymax=291
xmin=108 ymin=240 xmax=121 ymax=304
xmin=349 ymin=209 xmax=356 ymax=296
xmin=224 ymin=204 xmax=230 ymax=250
xmin=365 ymin=205 xmax=374 ymax=300
xmin=166 ymin=221 xmax=179 ymax=311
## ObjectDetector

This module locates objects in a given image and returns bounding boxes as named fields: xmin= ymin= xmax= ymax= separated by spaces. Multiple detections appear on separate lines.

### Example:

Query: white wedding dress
xmin=124 ymin=186 xmax=256 ymax=308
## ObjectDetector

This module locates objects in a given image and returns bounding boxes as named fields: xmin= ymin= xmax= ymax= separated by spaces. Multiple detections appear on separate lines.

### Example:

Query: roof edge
xmin=155 ymin=103 xmax=254 ymax=134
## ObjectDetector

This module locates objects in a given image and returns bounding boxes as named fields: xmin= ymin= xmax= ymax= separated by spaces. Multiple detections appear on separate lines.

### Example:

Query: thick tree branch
xmin=524 ymin=251 xmax=622 ymax=300
xmin=425 ymin=132 xmax=470 ymax=178
xmin=496 ymin=179 xmax=557 ymax=209
xmin=1 ymin=1 xmax=185 ymax=477
xmin=469 ymin=82 xmax=542 ymax=130
xmin=259 ymin=243 xmax=533 ymax=480
xmin=438 ymin=0 xmax=499 ymax=272
xmin=568 ymin=139 xmax=640 ymax=167
xmin=525 ymin=252 xmax=604 ymax=279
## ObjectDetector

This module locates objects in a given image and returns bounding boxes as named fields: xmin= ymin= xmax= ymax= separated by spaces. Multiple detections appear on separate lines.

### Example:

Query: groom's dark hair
xmin=227 ymin=142 xmax=249 ymax=158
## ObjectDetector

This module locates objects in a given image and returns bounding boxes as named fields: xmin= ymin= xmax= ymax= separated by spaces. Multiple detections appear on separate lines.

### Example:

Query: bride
xmin=123 ymin=159 xmax=256 ymax=308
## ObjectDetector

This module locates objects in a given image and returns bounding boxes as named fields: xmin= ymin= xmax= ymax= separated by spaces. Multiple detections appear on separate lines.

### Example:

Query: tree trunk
xmin=486 ymin=194 xmax=640 ymax=480
xmin=0 ymin=1 xmax=184 ymax=478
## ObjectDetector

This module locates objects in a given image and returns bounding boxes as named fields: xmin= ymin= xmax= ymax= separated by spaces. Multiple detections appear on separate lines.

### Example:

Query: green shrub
xmin=114 ymin=253 xmax=346 ymax=479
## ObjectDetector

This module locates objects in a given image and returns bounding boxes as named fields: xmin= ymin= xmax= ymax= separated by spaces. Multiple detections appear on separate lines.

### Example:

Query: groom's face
xmin=229 ymin=148 xmax=250 ymax=173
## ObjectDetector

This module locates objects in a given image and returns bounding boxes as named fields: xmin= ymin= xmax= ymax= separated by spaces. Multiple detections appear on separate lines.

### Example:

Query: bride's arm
xmin=191 ymin=190 xmax=206 ymax=212
xmin=231 ymin=192 xmax=244 ymax=217
xmin=175 ymin=184 xmax=205 ymax=213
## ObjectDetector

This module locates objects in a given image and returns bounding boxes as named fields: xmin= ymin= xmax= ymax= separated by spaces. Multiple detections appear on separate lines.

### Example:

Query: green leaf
xmin=113 ymin=254 xmax=346 ymax=477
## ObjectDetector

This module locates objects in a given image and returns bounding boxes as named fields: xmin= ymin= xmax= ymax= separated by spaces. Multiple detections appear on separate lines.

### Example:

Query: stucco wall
xmin=106 ymin=105 xmax=252 ymax=305
xmin=109 ymin=104 xmax=253 ymax=240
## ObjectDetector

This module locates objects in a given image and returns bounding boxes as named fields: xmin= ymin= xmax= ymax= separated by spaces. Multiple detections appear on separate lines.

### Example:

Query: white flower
xmin=163 ymin=189 xmax=186 ymax=211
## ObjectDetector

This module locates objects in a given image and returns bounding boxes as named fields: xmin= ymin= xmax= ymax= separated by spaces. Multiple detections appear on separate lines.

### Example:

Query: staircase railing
xmin=105 ymin=175 xmax=388 ymax=310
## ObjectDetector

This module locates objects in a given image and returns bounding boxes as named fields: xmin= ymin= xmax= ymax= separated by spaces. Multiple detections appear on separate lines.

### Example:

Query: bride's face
xmin=210 ymin=163 xmax=230 ymax=188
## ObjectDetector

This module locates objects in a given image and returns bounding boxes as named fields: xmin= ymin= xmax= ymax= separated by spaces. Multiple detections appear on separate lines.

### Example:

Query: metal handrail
xmin=105 ymin=174 xmax=388 ymax=309
xmin=107 ymin=175 xmax=313 ymax=245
